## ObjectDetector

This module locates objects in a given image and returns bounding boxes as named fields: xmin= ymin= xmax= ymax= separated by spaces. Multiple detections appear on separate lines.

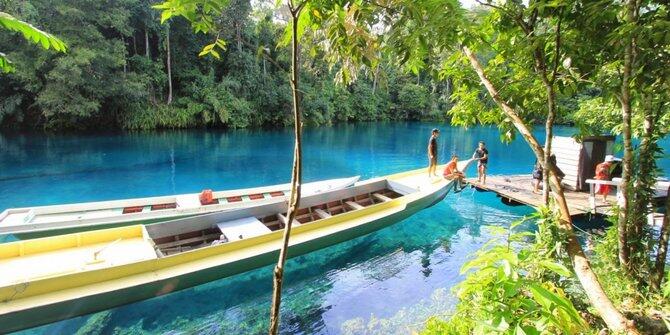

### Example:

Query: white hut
xmin=552 ymin=136 xmax=616 ymax=191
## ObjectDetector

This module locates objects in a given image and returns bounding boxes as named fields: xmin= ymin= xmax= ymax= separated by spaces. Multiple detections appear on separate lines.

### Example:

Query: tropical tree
xmin=337 ymin=0 xmax=640 ymax=332
xmin=0 ymin=11 xmax=66 ymax=73
xmin=153 ymin=1 xmax=308 ymax=333
xmin=570 ymin=0 xmax=670 ymax=289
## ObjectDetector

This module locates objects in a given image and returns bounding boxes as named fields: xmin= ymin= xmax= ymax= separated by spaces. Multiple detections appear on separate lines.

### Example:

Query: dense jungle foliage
xmin=0 ymin=0 xmax=450 ymax=130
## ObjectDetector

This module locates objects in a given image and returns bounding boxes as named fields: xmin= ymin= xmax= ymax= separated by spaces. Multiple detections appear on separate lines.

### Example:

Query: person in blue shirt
xmin=472 ymin=141 xmax=489 ymax=184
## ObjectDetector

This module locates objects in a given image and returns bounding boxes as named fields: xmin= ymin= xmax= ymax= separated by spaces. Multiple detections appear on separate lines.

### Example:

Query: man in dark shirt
xmin=472 ymin=141 xmax=489 ymax=184
xmin=427 ymin=128 xmax=440 ymax=177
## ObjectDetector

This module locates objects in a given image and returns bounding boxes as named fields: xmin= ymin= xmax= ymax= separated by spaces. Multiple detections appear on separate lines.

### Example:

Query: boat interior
xmin=146 ymin=179 xmax=415 ymax=256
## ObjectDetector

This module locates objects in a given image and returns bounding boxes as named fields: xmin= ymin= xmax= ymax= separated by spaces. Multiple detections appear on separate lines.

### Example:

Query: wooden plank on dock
xmin=466 ymin=174 xmax=616 ymax=216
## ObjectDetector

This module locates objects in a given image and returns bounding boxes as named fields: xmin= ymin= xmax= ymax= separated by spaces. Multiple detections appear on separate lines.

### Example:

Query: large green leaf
xmin=539 ymin=260 xmax=572 ymax=277
xmin=0 ymin=51 xmax=13 ymax=73
xmin=0 ymin=12 xmax=67 ymax=53
xmin=528 ymin=283 xmax=586 ymax=330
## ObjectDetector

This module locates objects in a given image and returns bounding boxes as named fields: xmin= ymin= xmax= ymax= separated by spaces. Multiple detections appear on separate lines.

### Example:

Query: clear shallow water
xmin=1 ymin=122 xmax=668 ymax=334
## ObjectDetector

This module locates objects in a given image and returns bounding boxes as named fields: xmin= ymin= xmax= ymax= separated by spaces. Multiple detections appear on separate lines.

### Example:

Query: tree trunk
xmin=542 ymin=83 xmax=556 ymax=206
xmin=618 ymin=0 xmax=638 ymax=272
xmin=629 ymin=98 xmax=656 ymax=272
xmin=462 ymin=46 xmax=639 ymax=334
xmin=372 ymin=66 xmax=378 ymax=95
xmin=651 ymin=187 xmax=670 ymax=290
xmin=527 ymin=17 xmax=558 ymax=207
xmin=166 ymin=25 xmax=172 ymax=105
xmin=145 ymin=25 xmax=150 ymax=58
xmin=269 ymin=3 xmax=303 ymax=334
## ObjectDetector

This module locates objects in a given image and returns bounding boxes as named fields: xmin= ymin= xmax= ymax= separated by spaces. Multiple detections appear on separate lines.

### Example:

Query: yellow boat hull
xmin=0 ymin=164 xmax=468 ymax=333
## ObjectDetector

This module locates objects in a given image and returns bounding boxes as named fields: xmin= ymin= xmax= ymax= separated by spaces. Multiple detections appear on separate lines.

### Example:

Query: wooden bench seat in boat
xmin=372 ymin=193 xmax=392 ymax=202
xmin=151 ymin=203 xmax=177 ymax=211
xmin=216 ymin=216 xmax=272 ymax=242
xmin=313 ymin=208 xmax=331 ymax=219
xmin=122 ymin=206 xmax=144 ymax=214
xmin=156 ymin=233 xmax=221 ymax=249
xmin=248 ymin=193 xmax=265 ymax=200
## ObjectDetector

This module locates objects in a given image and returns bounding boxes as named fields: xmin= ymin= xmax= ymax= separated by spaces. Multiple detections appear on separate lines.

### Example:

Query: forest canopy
xmin=0 ymin=0 xmax=455 ymax=130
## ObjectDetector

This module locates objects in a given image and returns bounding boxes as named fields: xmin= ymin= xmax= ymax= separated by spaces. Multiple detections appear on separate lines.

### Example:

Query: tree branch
xmin=462 ymin=45 xmax=640 ymax=334
xmin=550 ymin=11 xmax=563 ymax=84
xmin=474 ymin=0 xmax=532 ymax=35
xmin=239 ymin=38 xmax=288 ymax=73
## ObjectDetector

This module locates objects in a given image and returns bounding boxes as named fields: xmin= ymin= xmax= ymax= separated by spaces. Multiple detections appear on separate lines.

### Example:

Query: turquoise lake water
xmin=1 ymin=122 xmax=668 ymax=334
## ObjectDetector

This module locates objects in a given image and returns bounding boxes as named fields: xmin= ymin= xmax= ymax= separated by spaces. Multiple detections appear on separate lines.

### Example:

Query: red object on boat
xmin=226 ymin=196 xmax=243 ymax=203
xmin=122 ymin=206 xmax=144 ymax=214
xmin=248 ymin=194 xmax=265 ymax=200
xmin=269 ymin=191 xmax=284 ymax=197
xmin=199 ymin=189 xmax=217 ymax=205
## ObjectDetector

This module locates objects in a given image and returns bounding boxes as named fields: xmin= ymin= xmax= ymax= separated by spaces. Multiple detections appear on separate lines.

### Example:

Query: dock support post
xmin=589 ymin=184 xmax=596 ymax=214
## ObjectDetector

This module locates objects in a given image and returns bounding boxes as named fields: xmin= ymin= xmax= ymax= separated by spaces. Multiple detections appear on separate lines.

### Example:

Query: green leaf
xmin=528 ymin=283 xmax=584 ymax=326
xmin=502 ymin=259 xmax=513 ymax=277
xmin=0 ymin=12 xmax=67 ymax=53
xmin=161 ymin=10 xmax=173 ymax=23
xmin=539 ymin=261 xmax=572 ymax=277
xmin=0 ymin=52 xmax=14 ymax=73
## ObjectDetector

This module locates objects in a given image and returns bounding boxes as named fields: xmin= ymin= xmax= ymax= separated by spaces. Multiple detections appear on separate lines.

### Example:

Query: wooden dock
xmin=466 ymin=174 xmax=614 ymax=217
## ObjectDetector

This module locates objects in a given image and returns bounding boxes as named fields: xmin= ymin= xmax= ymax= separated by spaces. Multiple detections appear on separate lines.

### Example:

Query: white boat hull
xmin=0 ymin=176 xmax=359 ymax=238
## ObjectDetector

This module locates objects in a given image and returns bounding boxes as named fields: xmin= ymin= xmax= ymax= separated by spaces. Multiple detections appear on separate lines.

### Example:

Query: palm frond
xmin=0 ymin=12 xmax=67 ymax=53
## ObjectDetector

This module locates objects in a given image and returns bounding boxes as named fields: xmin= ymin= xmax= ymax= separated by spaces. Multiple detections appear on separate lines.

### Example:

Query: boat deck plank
xmin=0 ymin=238 xmax=157 ymax=287
xmin=466 ymin=174 xmax=615 ymax=216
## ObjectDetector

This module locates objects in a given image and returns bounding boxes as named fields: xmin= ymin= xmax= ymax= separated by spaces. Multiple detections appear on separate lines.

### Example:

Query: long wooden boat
xmin=0 ymin=160 xmax=472 ymax=333
xmin=0 ymin=176 xmax=359 ymax=239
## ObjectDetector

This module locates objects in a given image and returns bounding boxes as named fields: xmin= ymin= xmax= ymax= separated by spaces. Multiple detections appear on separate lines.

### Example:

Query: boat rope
xmin=571 ymin=223 xmax=592 ymax=236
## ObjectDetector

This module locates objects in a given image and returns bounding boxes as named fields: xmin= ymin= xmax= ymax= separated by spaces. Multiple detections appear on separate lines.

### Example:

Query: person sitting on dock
xmin=443 ymin=155 xmax=466 ymax=191
xmin=594 ymin=155 xmax=615 ymax=203
xmin=549 ymin=154 xmax=565 ymax=181
xmin=472 ymin=141 xmax=488 ymax=184
xmin=532 ymin=154 xmax=564 ymax=194
xmin=532 ymin=160 xmax=543 ymax=194
xmin=427 ymin=128 xmax=440 ymax=178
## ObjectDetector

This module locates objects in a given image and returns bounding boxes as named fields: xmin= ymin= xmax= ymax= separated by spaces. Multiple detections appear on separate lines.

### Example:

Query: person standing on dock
xmin=594 ymin=155 xmax=615 ymax=203
xmin=472 ymin=141 xmax=489 ymax=184
xmin=427 ymin=128 xmax=440 ymax=178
